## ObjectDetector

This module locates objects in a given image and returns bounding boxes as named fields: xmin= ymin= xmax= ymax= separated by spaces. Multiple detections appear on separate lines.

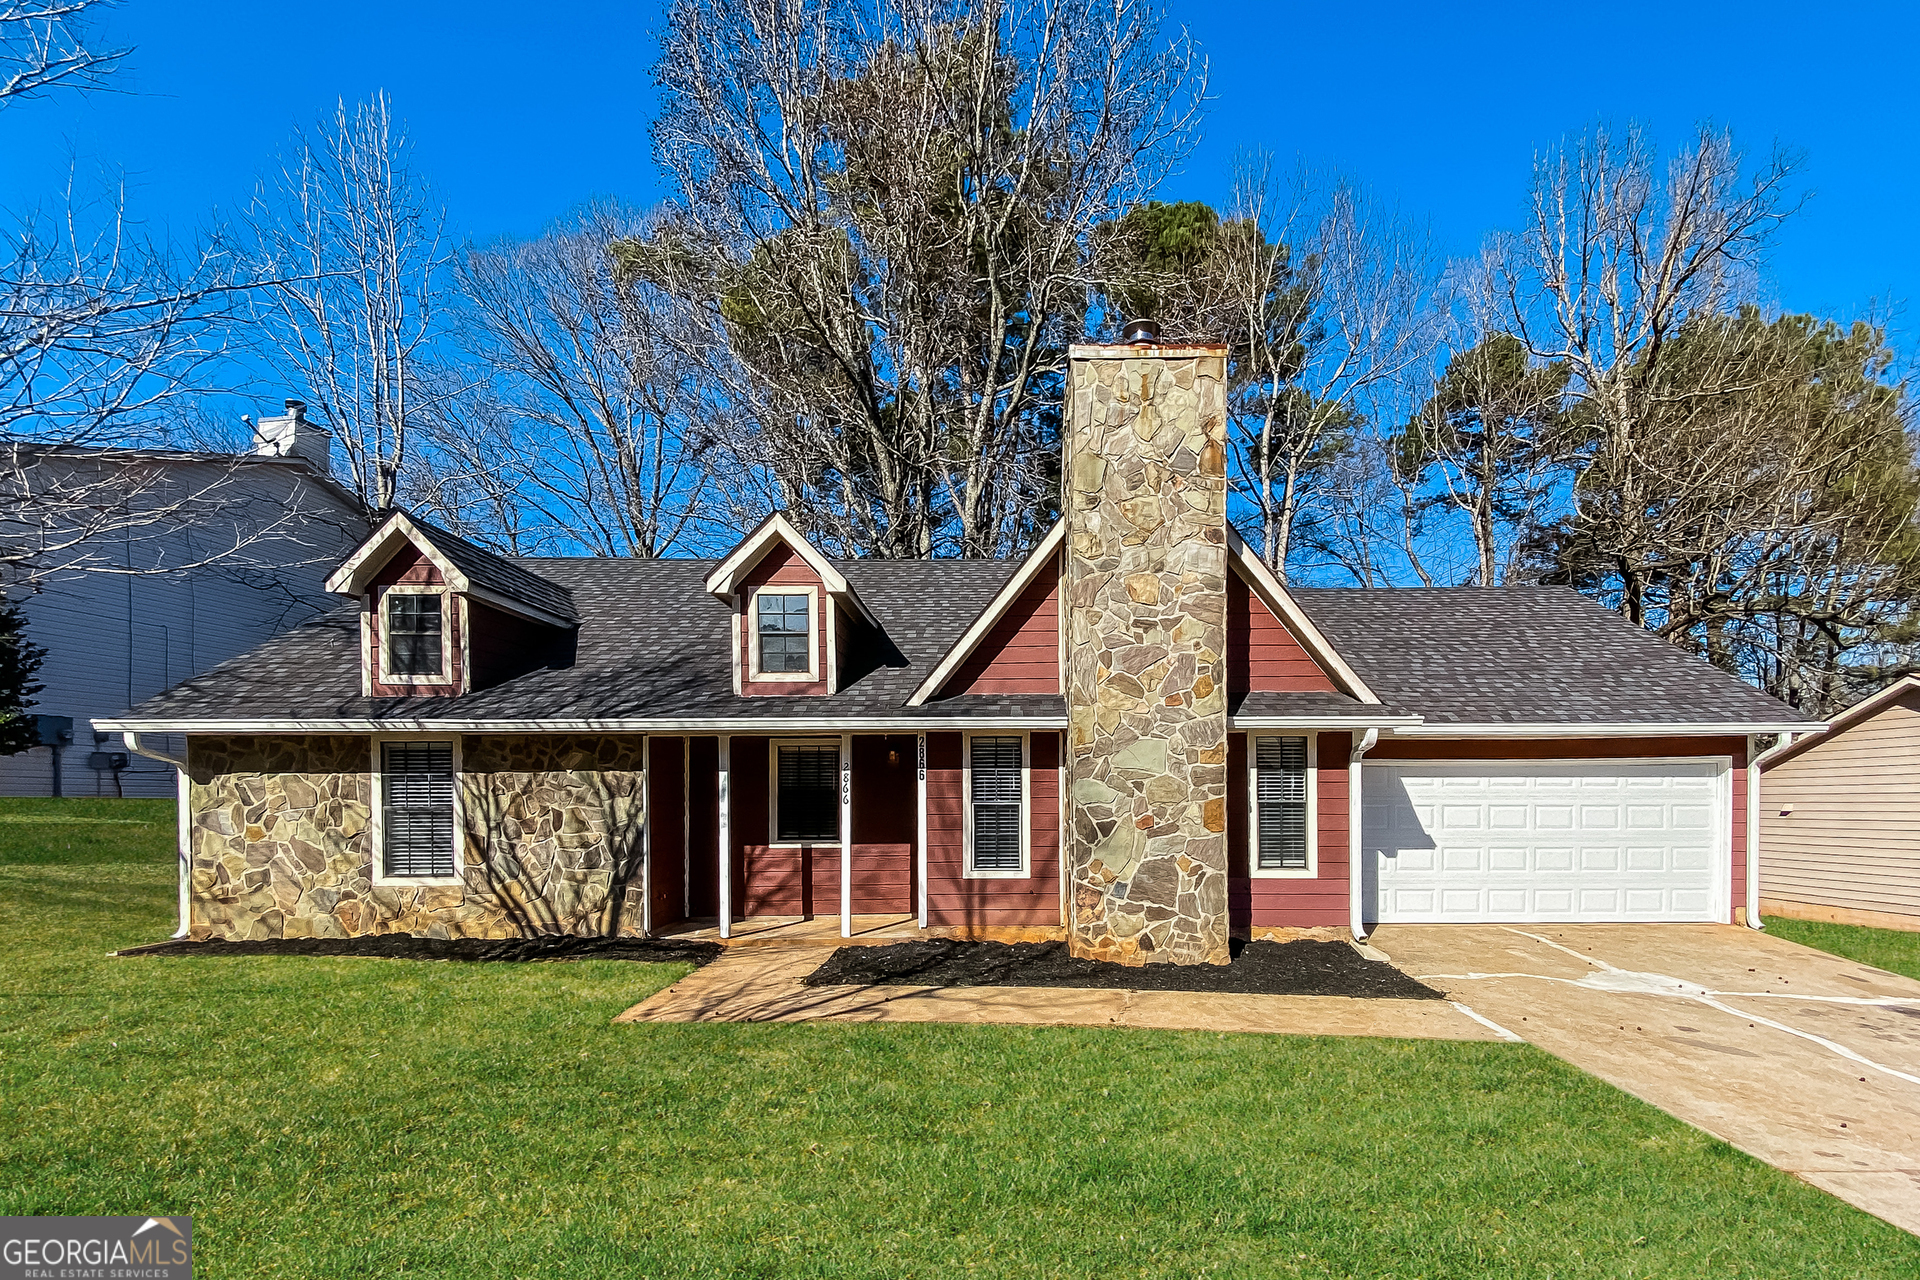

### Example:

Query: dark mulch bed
xmin=115 ymin=935 xmax=724 ymax=966
xmin=803 ymin=938 xmax=1442 ymax=999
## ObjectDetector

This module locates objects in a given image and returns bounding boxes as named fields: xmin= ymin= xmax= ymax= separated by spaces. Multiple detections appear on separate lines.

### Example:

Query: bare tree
xmin=0 ymin=1 xmax=329 ymax=590
xmin=636 ymin=0 xmax=1205 ymax=558
xmin=1396 ymin=249 xmax=1572 ymax=586
xmin=1227 ymin=169 xmax=1440 ymax=580
xmin=1503 ymin=123 xmax=1802 ymax=623
xmin=0 ymin=0 xmax=126 ymax=105
xmin=246 ymin=92 xmax=450 ymax=511
xmin=435 ymin=204 xmax=712 ymax=556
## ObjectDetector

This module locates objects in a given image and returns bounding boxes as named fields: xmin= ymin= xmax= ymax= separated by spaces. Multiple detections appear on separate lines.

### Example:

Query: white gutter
xmin=1746 ymin=733 xmax=1763 ymax=930
xmin=1232 ymin=716 xmax=1422 ymax=730
xmin=915 ymin=733 xmax=928 ymax=929
xmin=123 ymin=733 xmax=191 ymax=938
xmin=1349 ymin=727 xmax=1379 ymax=942
xmin=1389 ymin=721 xmax=1823 ymax=738
xmin=95 ymin=715 xmax=1071 ymax=734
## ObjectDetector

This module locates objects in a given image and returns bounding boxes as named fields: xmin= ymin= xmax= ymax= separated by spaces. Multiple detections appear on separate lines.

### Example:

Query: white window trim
xmin=766 ymin=735 xmax=844 ymax=848
xmin=747 ymin=585 xmax=820 ymax=683
xmin=1247 ymin=731 xmax=1317 ymax=879
xmin=369 ymin=733 xmax=464 ymax=887
xmin=963 ymin=729 xmax=1030 ymax=879
xmin=376 ymin=585 xmax=453 ymax=686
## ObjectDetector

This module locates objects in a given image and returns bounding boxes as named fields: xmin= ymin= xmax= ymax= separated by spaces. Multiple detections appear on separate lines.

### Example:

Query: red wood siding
xmin=738 ymin=546 xmax=830 ymax=697
xmin=1227 ymin=571 xmax=1337 ymax=694
xmin=467 ymin=599 xmax=564 ymax=692
xmin=1227 ymin=731 xmax=1352 ymax=929
xmin=925 ymin=730 xmax=1062 ymax=928
xmin=647 ymin=736 xmax=687 ymax=927
xmin=1369 ymin=735 xmax=1748 ymax=924
xmin=723 ymin=735 xmax=917 ymax=917
xmin=366 ymin=544 xmax=465 ymax=697
xmin=942 ymin=552 xmax=1060 ymax=696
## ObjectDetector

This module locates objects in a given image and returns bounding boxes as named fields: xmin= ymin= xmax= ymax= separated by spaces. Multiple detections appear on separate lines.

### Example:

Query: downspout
xmin=916 ymin=733 xmax=928 ymax=930
xmin=1349 ymin=728 xmax=1379 ymax=942
xmin=124 ymin=733 xmax=191 ymax=939
xmin=1745 ymin=733 xmax=1763 ymax=930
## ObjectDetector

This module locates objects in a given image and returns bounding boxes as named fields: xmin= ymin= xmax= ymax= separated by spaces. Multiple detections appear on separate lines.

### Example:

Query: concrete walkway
xmin=1372 ymin=923 xmax=1920 ymax=1237
xmin=614 ymin=942 xmax=1498 ymax=1040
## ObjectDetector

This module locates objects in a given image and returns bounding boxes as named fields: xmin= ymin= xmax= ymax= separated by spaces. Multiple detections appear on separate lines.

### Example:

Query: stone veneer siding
xmin=1064 ymin=345 xmax=1231 ymax=965
xmin=187 ymin=734 xmax=647 ymax=940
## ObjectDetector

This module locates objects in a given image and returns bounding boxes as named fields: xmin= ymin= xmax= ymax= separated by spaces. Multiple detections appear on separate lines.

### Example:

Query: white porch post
xmin=718 ymin=734 xmax=732 ymax=939
xmin=173 ymin=764 xmax=191 ymax=939
xmin=1349 ymin=728 xmax=1379 ymax=942
xmin=916 ymin=733 xmax=928 ymax=930
xmin=639 ymin=735 xmax=653 ymax=938
xmin=840 ymin=732 xmax=854 ymax=938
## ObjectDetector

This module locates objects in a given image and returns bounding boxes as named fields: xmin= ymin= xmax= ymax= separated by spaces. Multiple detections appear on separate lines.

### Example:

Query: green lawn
xmin=2 ymin=799 xmax=1914 ymax=1277
xmin=1767 ymin=915 xmax=1920 ymax=982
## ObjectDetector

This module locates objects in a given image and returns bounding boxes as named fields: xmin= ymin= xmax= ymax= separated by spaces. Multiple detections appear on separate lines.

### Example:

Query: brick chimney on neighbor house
xmin=252 ymin=398 xmax=334 ymax=474
xmin=1064 ymin=329 xmax=1232 ymax=966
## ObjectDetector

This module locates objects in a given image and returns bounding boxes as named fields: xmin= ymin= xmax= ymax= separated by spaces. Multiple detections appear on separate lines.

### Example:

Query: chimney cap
xmin=1120 ymin=318 xmax=1162 ymax=345
xmin=284 ymin=398 xmax=307 ymax=415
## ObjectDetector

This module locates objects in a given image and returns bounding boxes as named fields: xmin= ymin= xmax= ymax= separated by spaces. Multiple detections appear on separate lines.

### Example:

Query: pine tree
xmin=0 ymin=601 xmax=46 ymax=755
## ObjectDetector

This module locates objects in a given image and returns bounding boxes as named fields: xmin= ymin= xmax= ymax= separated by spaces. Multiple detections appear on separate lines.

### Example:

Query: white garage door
xmin=1363 ymin=760 xmax=1726 ymax=923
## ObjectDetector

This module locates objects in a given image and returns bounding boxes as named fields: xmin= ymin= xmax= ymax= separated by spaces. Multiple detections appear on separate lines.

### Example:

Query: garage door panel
xmin=1366 ymin=761 xmax=1723 ymax=923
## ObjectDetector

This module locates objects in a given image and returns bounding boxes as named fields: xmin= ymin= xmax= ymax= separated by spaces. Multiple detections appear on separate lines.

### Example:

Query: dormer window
xmin=749 ymin=586 xmax=816 ymax=681
xmin=383 ymin=589 xmax=447 ymax=680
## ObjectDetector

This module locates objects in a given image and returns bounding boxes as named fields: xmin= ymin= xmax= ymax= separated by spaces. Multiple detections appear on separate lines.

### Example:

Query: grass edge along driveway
xmin=1 ymin=799 xmax=1915 ymax=1278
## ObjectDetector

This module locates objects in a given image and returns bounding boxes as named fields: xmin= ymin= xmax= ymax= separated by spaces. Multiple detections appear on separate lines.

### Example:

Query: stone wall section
xmin=1064 ymin=345 xmax=1231 ymax=965
xmin=186 ymin=734 xmax=647 ymax=940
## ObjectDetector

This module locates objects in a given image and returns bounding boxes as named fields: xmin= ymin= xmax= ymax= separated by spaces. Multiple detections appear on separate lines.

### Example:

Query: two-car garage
xmin=1361 ymin=758 xmax=1730 ymax=924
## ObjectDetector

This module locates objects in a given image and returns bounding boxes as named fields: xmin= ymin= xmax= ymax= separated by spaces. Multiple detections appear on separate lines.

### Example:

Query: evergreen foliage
xmin=0 ymin=601 xmax=45 ymax=755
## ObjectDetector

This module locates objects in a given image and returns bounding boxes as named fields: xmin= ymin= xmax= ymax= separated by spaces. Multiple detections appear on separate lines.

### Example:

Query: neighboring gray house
xmin=2 ymin=403 xmax=367 ymax=797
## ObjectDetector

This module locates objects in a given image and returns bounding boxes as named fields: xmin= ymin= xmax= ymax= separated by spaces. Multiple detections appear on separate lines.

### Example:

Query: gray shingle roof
xmin=1290 ymin=584 xmax=1810 ymax=726
xmin=411 ymin=517 xmax=579 ymax=623
xmin=108 ymin=560 xmax=1810 ymax=730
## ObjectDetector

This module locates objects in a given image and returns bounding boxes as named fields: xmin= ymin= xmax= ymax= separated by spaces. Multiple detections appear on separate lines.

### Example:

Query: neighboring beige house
xmin=1758 ymin=676 xmax=1920 ymax=932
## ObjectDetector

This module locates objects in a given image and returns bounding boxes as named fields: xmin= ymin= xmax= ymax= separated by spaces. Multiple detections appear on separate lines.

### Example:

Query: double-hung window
xmin=967 ymin=735 xmax=1025 ymax=875
xmin=380 ymin=741 xmax=457 ymax=879
xmin=774 ymin=742 xmax=839 ymax=843
xmin=755 ymin=591 xmax=812 ymax=676
xmin=384 ymin=591 xmax=444 ymax=678
xmin=1253 ymin=735 xmax=1311 ymax=872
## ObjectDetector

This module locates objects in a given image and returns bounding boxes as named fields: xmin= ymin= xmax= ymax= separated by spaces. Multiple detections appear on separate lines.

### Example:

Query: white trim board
xmin=701 ymin=511 xmax=879 ymax=628
xmin=907 ymin=522 xmax=1065 ymax=706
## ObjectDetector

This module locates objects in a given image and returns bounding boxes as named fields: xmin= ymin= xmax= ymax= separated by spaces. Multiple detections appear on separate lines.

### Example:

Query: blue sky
xmin=3 ymin=0 xmax=1915 ymax=329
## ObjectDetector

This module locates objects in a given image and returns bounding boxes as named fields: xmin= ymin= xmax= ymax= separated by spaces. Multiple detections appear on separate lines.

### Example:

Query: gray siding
xmin=0 ymin=455 xmax=363 ymax=798
xmin=1759 ymin=690 xmax=1920 ymax=921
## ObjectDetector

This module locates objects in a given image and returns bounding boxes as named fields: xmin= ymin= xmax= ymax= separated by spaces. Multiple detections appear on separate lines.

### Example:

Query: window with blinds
xmin=385 ymin=592 xmax=444 ymax=676
xmin=757 ymin=592 xmax=812 ymax=674
xmin=969 ymin=735 xmax=1024 ymax=872
xmin=1255 ymin=735 xmax=1309 ymax=870
xmin=775 ymin=743 xmax=839 ymax=842
xmin=381 ymin=741 xmax=456 ymax=878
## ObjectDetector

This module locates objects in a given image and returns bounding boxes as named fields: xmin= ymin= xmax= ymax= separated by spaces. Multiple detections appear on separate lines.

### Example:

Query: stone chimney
xmin=252 ymin=399 xmax=333 ymax=474
xmin=1064 ymin=337 xmax=1231 ymax=966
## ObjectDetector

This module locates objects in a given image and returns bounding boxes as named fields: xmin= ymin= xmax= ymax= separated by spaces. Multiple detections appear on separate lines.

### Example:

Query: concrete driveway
xmin=1371 ymin=922 xmax=1920 ymax=1235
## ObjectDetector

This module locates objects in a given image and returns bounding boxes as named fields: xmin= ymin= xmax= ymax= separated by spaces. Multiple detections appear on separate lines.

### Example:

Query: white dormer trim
xmin=703 ymin=511 xmax=879 ymax=628
xmin=907 ymin=522 xmax=1066 ymax=707
xmin=326 ymin=511 xmax=464 ymax=596
xmin=325 ymin=510 xmax=575 ymax=630
xmin=1225 ymin=526 xmax=1381 ymax=705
